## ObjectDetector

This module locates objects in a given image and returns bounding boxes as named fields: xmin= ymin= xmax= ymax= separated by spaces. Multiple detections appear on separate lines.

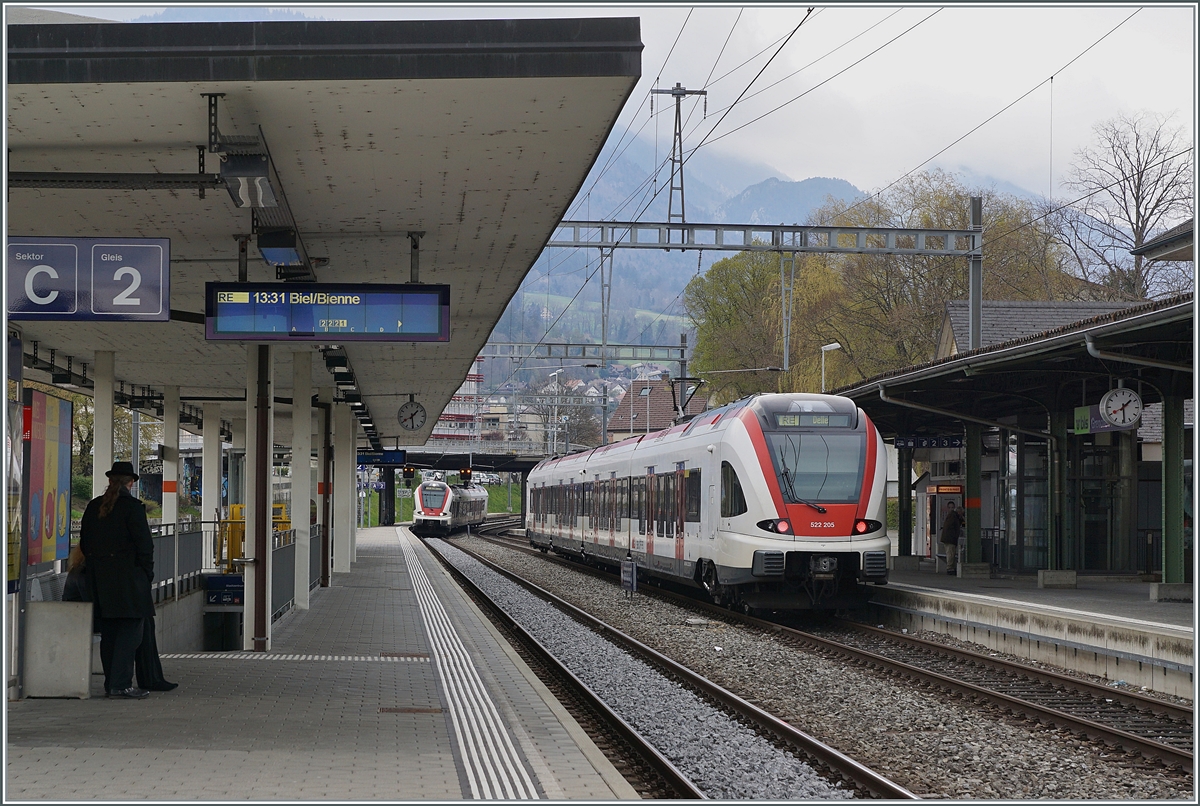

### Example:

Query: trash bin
xmin=203 ymin=610 xmax=242 ymax=651
xmin=203 ymin=574 xmax=244 ymax=651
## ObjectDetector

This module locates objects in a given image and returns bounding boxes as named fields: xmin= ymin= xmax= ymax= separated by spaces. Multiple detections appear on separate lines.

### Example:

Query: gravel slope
xmin=454 ymin=536 xmax=1194 ymax=801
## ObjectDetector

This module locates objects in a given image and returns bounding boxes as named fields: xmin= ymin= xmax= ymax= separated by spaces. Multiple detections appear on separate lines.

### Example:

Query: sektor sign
xmin=7 ymin=237 xmax=170 ymax=321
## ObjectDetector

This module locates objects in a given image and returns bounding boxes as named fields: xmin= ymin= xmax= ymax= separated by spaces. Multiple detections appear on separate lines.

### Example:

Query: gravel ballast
xmin=453 ymin=536 xmax=1194 ymax=801
xmin=428 ymin=539 xmax=853 ymax=800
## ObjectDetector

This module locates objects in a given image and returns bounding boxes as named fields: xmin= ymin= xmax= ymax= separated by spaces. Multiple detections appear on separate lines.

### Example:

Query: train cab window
xmin=720 ymin=461 xmax=748 ymax=517
xmin=421 ymin=485 xmax=447 ymax=511
xmin=685 ymin=470 xmax=702 ymax=522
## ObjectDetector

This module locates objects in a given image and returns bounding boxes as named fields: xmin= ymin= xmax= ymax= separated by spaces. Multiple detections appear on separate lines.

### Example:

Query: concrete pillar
xmin=161 ymin=386 xmax=180 ymax=527
xmin=244 ymin=345 xmax=274 ymax=650
xmin=1162 ymin=393 xmax=1186 ymax=584
xmin=292 ymin=351 xmax=312 ymax=609
xmin=332 ymin=402 xmax=354 ymax=573
xmin=964 ymin=423 xmax=983 ymax=566
xmin=317 ymin=387 xmax=332 ymax=586
xmin=92 ymin=351 xmax=114 ymax=496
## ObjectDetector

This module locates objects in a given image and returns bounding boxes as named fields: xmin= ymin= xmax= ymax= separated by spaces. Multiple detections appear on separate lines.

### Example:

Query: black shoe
xmin=107 ymin=687 xmax=150 ymax=699
xmin=145 ymin=681 xmax=178 ymax=691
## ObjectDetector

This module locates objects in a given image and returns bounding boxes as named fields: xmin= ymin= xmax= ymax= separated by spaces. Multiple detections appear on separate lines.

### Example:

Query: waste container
xmin=203 ymin=609 xmax=242 ymax=651
xmin=203 ymin=574 xmax=244 ymax=651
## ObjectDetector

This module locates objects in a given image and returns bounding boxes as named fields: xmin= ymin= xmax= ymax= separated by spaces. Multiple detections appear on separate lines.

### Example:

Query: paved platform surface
xmin=887 ymin=562 xmax=1194 ymax=629
xmin=5 ymin=526 xmax=638 ymax=801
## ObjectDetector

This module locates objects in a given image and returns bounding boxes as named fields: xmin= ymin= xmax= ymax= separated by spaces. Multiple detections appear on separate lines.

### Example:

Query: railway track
xmin=429 ymin=535 xmax=916 ymax=799
xmin=471 ymin=530 xmax=1194 ymax=772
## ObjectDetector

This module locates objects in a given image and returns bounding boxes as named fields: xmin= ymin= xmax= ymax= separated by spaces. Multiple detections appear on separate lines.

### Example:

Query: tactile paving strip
xmin=160 ymin=653 xmax=430 ymax=662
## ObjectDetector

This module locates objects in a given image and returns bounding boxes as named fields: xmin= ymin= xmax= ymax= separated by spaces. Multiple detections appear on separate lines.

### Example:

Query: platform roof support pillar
xmin=92 ymin=351 xmax=114 ymax=497
xmin=161 ymin=385 xmax=180 ymax=527
xmin=201 ymin=402 xmax=223 ymax=566
xmin=897 ymin=445 xmax=913 ymax=556
xmin=292 ymin=351 xmax=312 ymax=610
xmin=1161 ymin=392 xmax=1186 ymax=584
xmin=332 ymin=402 xmax=354 ymax=573
xmin=317 ymin=387 xmax=332 ymax=586
xmin=382 ymin=468 xmax=396 ymax=526
xmin=1049 ymin=409 xmax=1071 ymax=571
xmin=964 ymin=423 xmax=983 ymax=566
xmin=244 ymin=345 xmax=273 ymax=650
xmin=229 ymin=418 xmax=246 ymax=506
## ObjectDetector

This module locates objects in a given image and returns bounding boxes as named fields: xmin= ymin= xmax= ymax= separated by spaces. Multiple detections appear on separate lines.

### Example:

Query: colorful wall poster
xmin=22 ymin=389 xmax=72 ymax=565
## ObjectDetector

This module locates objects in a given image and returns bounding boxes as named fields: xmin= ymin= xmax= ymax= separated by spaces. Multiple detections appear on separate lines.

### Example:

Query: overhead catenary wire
xmin=811 ymin=6 xmax=1141 ymax=226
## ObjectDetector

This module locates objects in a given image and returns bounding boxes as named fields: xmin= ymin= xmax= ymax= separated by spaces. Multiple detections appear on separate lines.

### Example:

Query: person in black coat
xmin=79 ymin=461 xmax=154 ymax=699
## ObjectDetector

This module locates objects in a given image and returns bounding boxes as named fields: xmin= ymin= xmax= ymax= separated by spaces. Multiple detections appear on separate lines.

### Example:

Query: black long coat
xmin=79 ymin=488 xmax=155 ymax=619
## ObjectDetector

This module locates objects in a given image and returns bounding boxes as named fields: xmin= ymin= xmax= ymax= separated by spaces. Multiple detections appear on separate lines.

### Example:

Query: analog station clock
xmin=1099 ymin=387 xmax=1143 ymax=428
xmin=397 ymin=400 xmax=427 ymax=431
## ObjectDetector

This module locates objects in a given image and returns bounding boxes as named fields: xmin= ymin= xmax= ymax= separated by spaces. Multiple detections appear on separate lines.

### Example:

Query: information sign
xmin=620 ymin=560 xmax=638 ymax=595
xmin=7 ymin=237 xmax=170 ymax=321
xmin=893 ymin=436 xmax=963 ymax=449
xmin=1072 ymin=405 xmax=1133 ymax=434
xmin=206 ymin=283 xmax=449 ymax=342
xmin=357 ymin=450 xmax=408 ymax=466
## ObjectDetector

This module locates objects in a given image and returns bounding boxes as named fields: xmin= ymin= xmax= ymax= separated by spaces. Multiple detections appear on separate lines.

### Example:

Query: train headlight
xmin=756 ymin=518 xmax=793 ymax=535
xmin=853 ymin=518 xmax=882 ymax=535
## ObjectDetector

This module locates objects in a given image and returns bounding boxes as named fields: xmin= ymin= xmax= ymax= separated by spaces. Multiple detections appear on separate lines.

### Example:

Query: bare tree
xmin=1055 ymin=111 xmax=1193 ymax=299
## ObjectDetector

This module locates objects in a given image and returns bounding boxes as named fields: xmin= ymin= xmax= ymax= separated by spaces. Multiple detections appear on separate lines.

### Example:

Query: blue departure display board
xmin=205 ymin=283 xmax=450 ymax=342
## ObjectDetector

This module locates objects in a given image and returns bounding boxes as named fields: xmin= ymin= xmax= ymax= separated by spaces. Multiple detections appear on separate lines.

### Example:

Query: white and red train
xmin=525 ymin=393 xmax=890 ymax=610
xmin=412 ymin=481 xmax=488 ymax=535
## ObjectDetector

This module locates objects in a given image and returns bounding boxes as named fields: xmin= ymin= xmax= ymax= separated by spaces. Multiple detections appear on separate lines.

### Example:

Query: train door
xmin=645 ymin=467 xmax=655 ymax=561
xmin=675 ymin=465 xmax=686 ymax=572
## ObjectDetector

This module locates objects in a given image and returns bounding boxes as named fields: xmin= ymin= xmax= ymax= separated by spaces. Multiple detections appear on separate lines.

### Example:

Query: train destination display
xmin=205 ymin=283 xmax=450 ymax=342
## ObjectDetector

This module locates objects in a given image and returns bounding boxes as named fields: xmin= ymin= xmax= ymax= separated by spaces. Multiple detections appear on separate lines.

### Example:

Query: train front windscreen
xmin=756 ymin=397 xmax=866 ymax=505
xmin=420 ymin=485 xmax=447 ymax=511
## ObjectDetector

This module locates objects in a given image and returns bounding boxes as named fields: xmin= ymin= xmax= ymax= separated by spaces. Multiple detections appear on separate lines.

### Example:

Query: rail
xmin=438 ymin=539 xmax=916 ymax=799
xmin=474 ymin=532 xmax=1193 ymax=770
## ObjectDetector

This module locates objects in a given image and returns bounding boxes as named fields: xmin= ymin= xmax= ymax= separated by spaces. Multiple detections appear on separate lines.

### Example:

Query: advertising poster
xmin=6 ymin=399 xmax=22 ymax=593
xmin=22 ymin=389 xmax=72 ymax=565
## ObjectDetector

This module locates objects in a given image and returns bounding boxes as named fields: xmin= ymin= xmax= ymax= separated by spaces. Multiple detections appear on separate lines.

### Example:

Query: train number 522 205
xmin=810 ymin=521 xmax=836 ymax=529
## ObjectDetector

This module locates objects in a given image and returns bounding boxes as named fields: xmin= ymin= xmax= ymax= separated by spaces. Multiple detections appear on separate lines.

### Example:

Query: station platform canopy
xmin=6 ymin=13 xmax=642 ymax=446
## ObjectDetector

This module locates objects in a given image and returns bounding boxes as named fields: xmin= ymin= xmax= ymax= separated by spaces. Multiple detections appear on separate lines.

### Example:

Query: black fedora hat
xmin=105 ymin=461 xmax=139 ymax=481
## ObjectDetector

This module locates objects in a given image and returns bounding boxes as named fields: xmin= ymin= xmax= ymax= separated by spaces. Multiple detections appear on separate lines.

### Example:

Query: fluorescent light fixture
xmin=257 ymin=229 xmax=302 ymax=266
xmin=221 ymin=154 xmax=278 ymax=208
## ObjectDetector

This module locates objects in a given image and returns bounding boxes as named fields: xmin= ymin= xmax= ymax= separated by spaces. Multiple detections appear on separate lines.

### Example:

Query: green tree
xmin=687 ymin=170 xmax=1106 ymax=390
xmin=684 ymin=250 xmax=785 ymax=403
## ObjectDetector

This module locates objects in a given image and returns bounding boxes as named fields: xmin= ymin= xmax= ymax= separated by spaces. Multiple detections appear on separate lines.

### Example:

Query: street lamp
xmin=820 ymin=342 xmax=842 ymax=393
xmin=639 ymin=384 xmax=652 ymax=435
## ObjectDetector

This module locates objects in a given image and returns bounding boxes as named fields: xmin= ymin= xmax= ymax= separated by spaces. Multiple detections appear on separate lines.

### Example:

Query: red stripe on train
xmin=857 ymin=413 xmax=878 ymax=519
xmin=737 ymin=407 xmax=787 ymax=518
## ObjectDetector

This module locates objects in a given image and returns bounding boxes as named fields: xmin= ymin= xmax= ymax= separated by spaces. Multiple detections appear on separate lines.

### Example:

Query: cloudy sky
xmin=22 ymin=4 xmax=1198 ymax=201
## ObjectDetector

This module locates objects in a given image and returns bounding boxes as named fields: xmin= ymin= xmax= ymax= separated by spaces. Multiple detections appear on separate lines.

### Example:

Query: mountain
xmin=713 ymin=176 xmax=865 ymax=225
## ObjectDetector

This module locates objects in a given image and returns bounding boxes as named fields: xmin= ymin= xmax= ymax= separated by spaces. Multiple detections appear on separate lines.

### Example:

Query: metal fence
xmin=148 ymin=522 xmax=206 ymax=604
xmin=272 ymin=534 xmax=295 ymax=623
xmin=310 ymin=525 xmax=324 ymax=590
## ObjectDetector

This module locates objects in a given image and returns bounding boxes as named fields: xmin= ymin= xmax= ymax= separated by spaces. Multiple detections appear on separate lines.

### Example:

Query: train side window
xmin=636 ymin=476 xmax=646 ymax=535
xmin=720 ymin=461 xmax=747 ymax=517
xmin=685 ymin=470 xmax=702 ymax=522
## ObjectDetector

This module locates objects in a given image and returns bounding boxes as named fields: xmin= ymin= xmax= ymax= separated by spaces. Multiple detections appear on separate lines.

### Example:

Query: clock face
xmin=397 ymin=401 xmax=427 ymax=431
xmin=1099 ymin=388 xmax=1142 ymax=427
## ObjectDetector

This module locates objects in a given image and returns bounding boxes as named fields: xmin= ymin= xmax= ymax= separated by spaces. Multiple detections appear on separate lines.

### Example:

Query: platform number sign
xmin=7 ymin=237 xmax=170 ymax=321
